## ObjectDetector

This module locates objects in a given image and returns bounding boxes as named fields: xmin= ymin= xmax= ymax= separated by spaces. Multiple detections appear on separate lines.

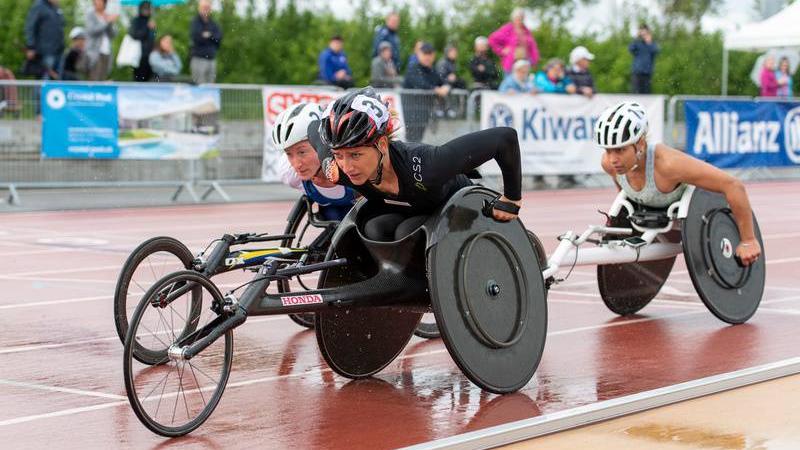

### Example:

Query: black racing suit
xmin=333 ymin=127 xmax=522 ymax=241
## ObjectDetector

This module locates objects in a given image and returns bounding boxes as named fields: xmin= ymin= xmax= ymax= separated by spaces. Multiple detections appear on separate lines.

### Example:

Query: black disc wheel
xmin=123 ymin=271 xmax=233 ymax=437
xmin=114 ymin=236 xmax=200 ymax=365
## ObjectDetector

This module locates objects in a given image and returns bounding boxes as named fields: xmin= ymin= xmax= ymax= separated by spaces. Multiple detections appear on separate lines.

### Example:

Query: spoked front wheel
xmin=123 ymin=271 xmax=233 ymax=437
xmin=114 ymin=236 xmax=200 ymax=365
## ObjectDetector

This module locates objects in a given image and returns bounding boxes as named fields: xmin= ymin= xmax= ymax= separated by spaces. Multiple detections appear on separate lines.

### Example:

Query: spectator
xmin=406 ymin=40 xmax=423 ymax=70
xmin=776 ymin=57 xmax=793 ymax=98
xmin=85 ymin=0 xmax=118 ymax=81
xmin=402 ymin=42 xmax=451 ymax=141
xmin=498 ymin=59 xmax=535 ymax=94
xmin=436 ymin=43 xmax=467 ymax=89
xmin=488 ymin=7 xmax=540 ymax=75
xmin=469 ymin=36 xmax=499 ymax=89
xmin=759 ymin=56 xmax=782 ymax=97
xmin=372 ymin=11 xmax=401 ymax=70
xmin=371 ymin=41 xmax=401 ymax=88
xmin=318 ymin=35 xmax=354 ymax=89
xmin=534 ymin=58 xmax=576 ymax=94
xmin=190 ymin=0 xmax=223 ymax=84
xmin=23 ymin=0 xmax=66 ymax=79
xmin=566 ymin=46 xmax=596 ymax=97
xmin=129 ymin=0 xmax=156 ymax=81
xmin=629 ymin=23 xmax=659 ymax=94
xmin=0 ymin=66 xmax=20 ymax=114
xmin=61 ymin=27 xmax=89 ymax=81
xmin=149 ymin=35 xmax=182 ymax=82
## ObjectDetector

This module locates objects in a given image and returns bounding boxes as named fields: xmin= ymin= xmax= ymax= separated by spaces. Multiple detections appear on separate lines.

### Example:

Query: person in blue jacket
xmin=318 ymin=35 xmax=354 ymax=89
xmin=372 ymin=12 xmax=401 ymax=70
xmin=629 ymin=23 xmax=659 ymax=94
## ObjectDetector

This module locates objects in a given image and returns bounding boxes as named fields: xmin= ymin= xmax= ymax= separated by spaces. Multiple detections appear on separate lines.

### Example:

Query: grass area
xmin=119 ymin=129 xmax=161 ymax=140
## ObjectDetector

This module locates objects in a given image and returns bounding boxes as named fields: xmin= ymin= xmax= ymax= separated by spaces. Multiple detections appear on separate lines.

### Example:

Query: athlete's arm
xmin=426 ymin=127 xmax=522 ymax=221
xmin=658 ymin=144 xmax=761 ymax=265
xmin=427 ymin=127 xmax=522 ymax=201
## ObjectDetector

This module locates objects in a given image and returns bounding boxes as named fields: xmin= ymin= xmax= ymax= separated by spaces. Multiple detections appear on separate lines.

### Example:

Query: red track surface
xmin=1 ymin=182 xmax=798 ymax=449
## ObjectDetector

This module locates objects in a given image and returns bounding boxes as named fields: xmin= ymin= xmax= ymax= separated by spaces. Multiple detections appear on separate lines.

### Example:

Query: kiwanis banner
xmin=261 ymin=86 xmax=405 ymax=182
xmin=480 ymin=93 xmax=665 ymax=175
xmin=684 ymin=100 xmax=800 ymax=168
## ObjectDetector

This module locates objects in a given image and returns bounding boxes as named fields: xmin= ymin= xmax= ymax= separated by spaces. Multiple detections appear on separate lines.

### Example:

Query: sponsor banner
xmin=261 ymin=86 xmax=405 ymax=181
xmin=42 ymin=83 xmax=221 ymax=159
xmin=42 ymin=83 xmax=118 ymax=158
xmin=117 ymin=85 xmax=221 ymax=159
xmin=280 ymin=293 xmax=324 ymax=306
xmin=685 ymin=100 xmax=800 ymax=168
xmin=480 ymin=93 xmax=665 ymax=175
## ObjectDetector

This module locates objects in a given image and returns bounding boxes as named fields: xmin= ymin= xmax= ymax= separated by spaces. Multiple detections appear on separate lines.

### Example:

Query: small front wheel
xmin=123 ymin=271 xmax=233 ymax=437
xmin=114 ymin=236 xmax=199 ymax=365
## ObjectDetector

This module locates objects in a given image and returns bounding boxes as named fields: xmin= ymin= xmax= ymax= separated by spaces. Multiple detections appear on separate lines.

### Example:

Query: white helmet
xmin=594 ymin=101 xmax=648 ymax=148
xmin=271 ymin=102 xmax=323 ymax=151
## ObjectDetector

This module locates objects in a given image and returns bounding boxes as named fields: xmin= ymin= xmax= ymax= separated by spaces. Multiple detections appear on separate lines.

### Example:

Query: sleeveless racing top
xmin=301 ymin=180 xmax=356 ymax=207
xmin=617 ymin=142 xmax=687 ymax=208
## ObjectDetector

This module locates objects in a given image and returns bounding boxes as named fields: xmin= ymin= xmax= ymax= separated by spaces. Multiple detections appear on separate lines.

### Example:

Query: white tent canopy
xmin=725 ymin=2 xmax=800 ymax=50
xmin=721 ymin=2 xmax=800 ymax=94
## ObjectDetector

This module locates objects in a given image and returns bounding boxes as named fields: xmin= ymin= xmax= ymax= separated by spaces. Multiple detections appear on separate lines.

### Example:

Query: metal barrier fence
xmin=2 ymin=82 xmax=799 ymax=206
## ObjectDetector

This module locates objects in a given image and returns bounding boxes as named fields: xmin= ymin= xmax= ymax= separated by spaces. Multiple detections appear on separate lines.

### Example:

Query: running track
xmin=1 ymin=181 xmax=799 ymax=448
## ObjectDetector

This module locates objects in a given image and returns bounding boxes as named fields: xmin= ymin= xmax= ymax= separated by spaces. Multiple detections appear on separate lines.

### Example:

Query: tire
xmin=114 ymin=236 xmax=200 ymax=364
xmin=413 ymin=313 xmax=440 ymax=339
xmin=123 ymin=271 xmax=232 ymax=437
xmin=281 ymin=197 xmax=317 ymax=329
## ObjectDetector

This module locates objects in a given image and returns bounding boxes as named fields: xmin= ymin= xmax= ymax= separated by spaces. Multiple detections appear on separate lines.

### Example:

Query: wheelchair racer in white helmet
xmin=272 ymin=102 xmax=357 ymax=221
xmin=595 ymin=101 xmax=761 ymax=265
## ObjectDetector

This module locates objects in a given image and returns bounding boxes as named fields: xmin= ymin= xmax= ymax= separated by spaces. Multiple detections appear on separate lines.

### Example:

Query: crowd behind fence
xmin=0 ymin=80 xmax=798 ymax=206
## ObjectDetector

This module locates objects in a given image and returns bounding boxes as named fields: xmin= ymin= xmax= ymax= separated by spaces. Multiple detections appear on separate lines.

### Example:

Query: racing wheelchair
xmin=544 ymin=185 xmax=765 ymax=324
xmin=114 ymin=195 xmax=443 ymax=365
xmin=122 ymin=185 xmax=765 ymax=437
xmin=122 ymin=186 xmax=548 ymax=436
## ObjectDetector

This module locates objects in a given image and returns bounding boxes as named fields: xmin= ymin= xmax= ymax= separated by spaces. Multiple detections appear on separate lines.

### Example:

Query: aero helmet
xmin=594 ymin=101 xmax=648 ymax=148
xmin=271 ymin=102 xmax=323 ymax=151
xmin=318 ymin=87 xmax=392 ymax=150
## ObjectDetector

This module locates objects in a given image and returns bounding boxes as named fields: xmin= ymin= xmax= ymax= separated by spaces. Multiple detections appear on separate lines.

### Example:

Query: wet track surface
xmin=0 ymin=182 xmax=799 ymax=448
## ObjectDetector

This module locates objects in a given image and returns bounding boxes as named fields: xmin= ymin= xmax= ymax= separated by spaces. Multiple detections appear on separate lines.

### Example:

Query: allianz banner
xmin=685 ymin=100 xmax=800 ymax=168
xmin=261 ymin=86 xmax=405 ymax=182
xmin=42 ymin=83 xmax=221 ymax=159
xmin=480 ymin=92 xmax=665 ymax=175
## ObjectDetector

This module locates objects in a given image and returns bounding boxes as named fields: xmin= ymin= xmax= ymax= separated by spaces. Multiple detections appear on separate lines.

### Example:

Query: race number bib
xmin=351 ymin=94 xmax=389 ymax=128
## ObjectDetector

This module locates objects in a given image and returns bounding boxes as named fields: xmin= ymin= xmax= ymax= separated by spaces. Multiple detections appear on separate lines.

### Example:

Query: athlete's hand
xmin=492 ymin=195 xmax=521 ymax=222
xmin=735 ymin=238 xmax=761 ymax=266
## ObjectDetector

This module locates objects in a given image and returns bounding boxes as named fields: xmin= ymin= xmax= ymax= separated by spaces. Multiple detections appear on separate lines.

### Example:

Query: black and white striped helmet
xmin=594 ymin=101 xmax=648 ymax=148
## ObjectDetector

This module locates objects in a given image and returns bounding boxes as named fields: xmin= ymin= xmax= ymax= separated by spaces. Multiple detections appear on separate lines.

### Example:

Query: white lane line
xmin=0 ymin=264 xmax=128 ymax=278
xmin=0 ymin=248 xmax=78 ymax=257
xmin=0 ymin=295 xmax=110 ymax=310
xmin=671 ymin=256 xmax=800 ymax=276
xmin=0 ymin=400 xmax=130 ymax=427
xmin=0 ymin=308 xmax=721 ymax=428
xmin=0 ymin=379 xmax=126 ymax=401
xmin=0 ymin=316 xmax=292 ymax=355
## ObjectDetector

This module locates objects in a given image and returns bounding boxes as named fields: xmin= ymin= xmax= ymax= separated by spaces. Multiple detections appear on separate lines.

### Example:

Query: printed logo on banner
xmin=46 ymin=89 xmax=66 ymax=110
xmin=489 ymin=103 xmax=514 ymax=128
xmin=783 ymin=106 xmax=800 ymax=164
